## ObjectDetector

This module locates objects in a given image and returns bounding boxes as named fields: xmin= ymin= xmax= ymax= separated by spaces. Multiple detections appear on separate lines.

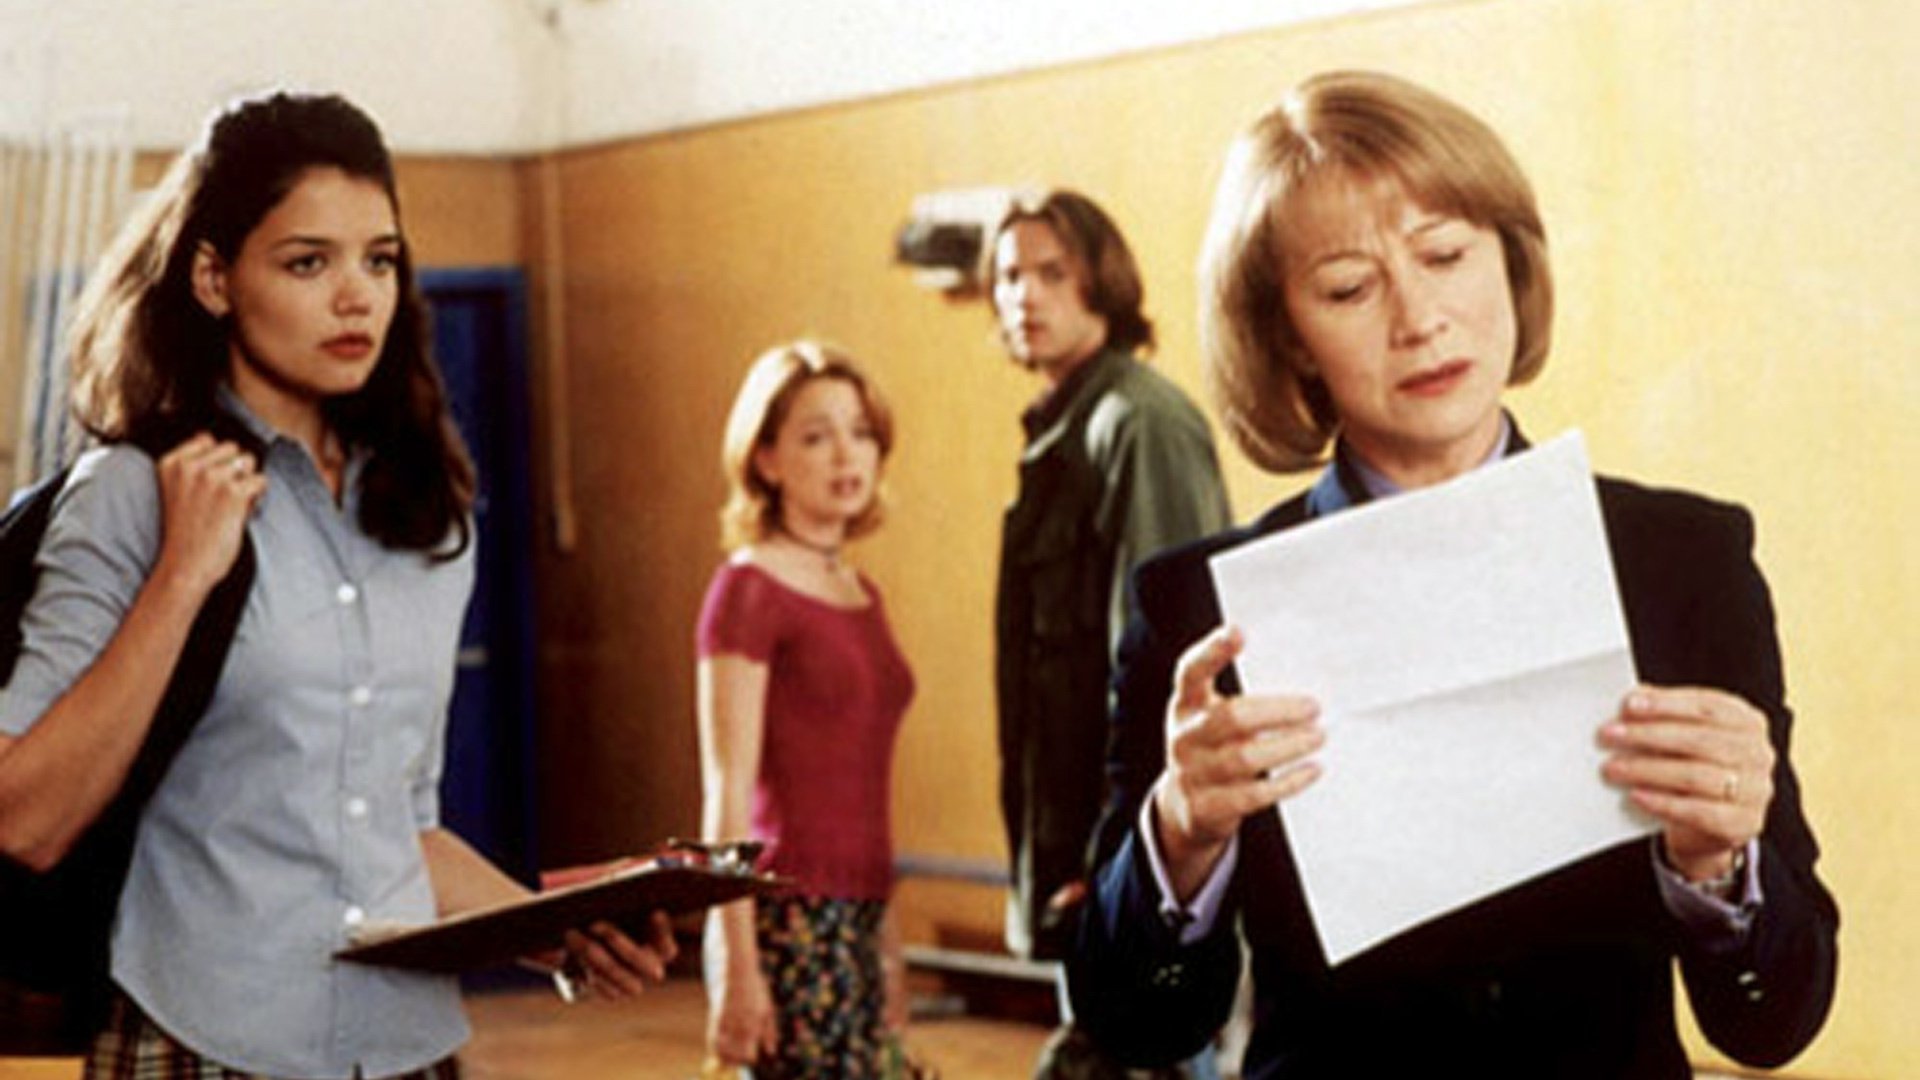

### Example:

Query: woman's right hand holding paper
xmin=1152 ymin=626 xmax=1326 ymax=901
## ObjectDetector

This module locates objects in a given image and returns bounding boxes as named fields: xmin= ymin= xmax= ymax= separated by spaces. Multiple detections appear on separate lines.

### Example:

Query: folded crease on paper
xmin=1209 ymin=431 xmax=1654 ymax=965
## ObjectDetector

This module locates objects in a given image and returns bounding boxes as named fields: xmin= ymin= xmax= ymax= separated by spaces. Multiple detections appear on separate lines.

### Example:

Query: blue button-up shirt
xmin=1 ymin=395 xmax=472 ymax=1076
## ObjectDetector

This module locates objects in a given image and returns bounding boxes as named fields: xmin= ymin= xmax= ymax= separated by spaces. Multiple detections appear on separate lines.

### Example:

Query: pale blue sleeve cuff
xmin=1139 ymin=791 xmax=1239 ymax=946
xmin=1654 ymin=837 xmax=1763 ymax=949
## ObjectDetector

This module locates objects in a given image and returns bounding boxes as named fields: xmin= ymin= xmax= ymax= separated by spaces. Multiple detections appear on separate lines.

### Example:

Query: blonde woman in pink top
xmin=697 ymin=342 xmax=916 ymax=1077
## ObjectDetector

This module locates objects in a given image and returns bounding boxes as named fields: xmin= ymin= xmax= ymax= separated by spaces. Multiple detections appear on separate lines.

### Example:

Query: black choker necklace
xmin=779 ymin=527 xmax=844 ymax=569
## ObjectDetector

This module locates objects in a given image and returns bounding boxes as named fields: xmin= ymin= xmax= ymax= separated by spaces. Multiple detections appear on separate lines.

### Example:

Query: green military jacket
xmin=995 ymin=347 xmax=1231 ymax=959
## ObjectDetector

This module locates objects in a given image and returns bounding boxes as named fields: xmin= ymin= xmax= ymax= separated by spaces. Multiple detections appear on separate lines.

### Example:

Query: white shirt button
xmin=336 ymin=583 xmax=359 ymax=605
xmin=346 ymin=797 xmax=369 ymax=819
xmin=343 ymin=906 xmax=366 ymax=927
xmin=349 ymin=686 xmax=373 ymax=707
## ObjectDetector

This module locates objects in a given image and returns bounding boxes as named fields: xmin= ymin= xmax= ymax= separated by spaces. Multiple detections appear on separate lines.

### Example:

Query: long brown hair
xmin=66 ymin=91 xmax=474 ymax=555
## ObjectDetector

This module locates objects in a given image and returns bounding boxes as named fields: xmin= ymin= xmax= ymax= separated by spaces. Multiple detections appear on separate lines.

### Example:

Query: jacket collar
xmin=1304 ymin=411 xmax=1531 ymax=519
xmin=1019 ymin=347 xmax=1132 ymax=452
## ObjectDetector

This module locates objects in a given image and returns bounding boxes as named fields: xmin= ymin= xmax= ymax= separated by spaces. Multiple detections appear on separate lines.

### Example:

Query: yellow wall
xmin=0 ymin=0 xmax=1906 ymax=1073
xmin=0 ymin=153 xmax=515 ymax=479
xmin=524 ymin=0 xmax=1914 ymax=1073
xmin=395 ymin=156 xmax=526 ymax=268
xmin=128 ymin=152 xmax=524 ymax=267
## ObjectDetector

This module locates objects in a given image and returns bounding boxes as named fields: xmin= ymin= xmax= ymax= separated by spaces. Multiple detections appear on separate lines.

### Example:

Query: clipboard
xmin=335 ymin=848 xmax=788 ymax=975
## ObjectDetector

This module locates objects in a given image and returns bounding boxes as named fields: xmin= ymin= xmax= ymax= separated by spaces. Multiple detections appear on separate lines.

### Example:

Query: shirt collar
xmin=1307 ymin=412 xmax=1514 ymax=517
xmin=214 ymin=383 xmax=284 ymax=448
xmin=214 ymin=383 xmax=369 ymax=492
xmin=1020 ymin=347 xmax=1115 ymax=440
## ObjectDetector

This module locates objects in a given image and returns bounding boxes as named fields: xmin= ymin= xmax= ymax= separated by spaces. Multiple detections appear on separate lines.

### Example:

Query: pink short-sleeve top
xmin=696 ymin=561 xmax=916 ymax=900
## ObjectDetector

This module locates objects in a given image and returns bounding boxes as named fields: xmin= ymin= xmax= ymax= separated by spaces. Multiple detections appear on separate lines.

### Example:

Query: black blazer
xmin=1070 ymin=456 xmax=1838 ymax=1079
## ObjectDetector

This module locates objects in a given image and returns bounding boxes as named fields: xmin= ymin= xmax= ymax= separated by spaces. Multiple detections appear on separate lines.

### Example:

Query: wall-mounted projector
xmin=893 ymin=186 xmax=1020 ymax=296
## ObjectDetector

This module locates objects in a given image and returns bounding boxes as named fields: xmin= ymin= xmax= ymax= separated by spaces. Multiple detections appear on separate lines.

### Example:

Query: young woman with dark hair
xmin=0 ymin=91 xmax=675 ymax=1078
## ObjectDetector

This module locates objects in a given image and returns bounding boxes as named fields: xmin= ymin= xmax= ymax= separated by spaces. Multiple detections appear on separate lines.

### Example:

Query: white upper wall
xmin=0 ymin=0 xmax=1425 ymax=152
xmin=0 ymin=0 xmax=556 ymax=151
xmin=554 ymin=0 xmax=1429 ymax=147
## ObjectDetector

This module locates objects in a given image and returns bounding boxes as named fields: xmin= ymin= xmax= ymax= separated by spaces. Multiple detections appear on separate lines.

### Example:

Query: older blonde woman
xmin=1070 ymin=71 xmax=1836 ymax=1078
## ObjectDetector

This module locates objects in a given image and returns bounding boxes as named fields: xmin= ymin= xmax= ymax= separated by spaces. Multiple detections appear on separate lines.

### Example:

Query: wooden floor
xmin=462 ymin=976 xmax=1051 ymax=1079
xmin=0 ymin=977 xmax=1053 ymax=1079
xmin=0 ymin=999 xmax=1777 ymax=1080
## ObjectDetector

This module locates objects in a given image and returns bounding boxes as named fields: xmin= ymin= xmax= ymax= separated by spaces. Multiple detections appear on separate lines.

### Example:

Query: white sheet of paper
xmin=1208 ymin=431 xmax=1652 ymax=965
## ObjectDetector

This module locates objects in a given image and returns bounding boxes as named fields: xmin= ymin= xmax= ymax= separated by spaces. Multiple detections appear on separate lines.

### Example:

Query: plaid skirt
xmin=753 ymin=894 xmax=889 ymax=1080
xmin=84 ymin=994 xmax=462 ymax=1080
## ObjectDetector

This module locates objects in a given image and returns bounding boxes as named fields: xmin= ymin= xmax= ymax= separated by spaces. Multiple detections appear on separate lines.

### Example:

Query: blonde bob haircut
xmin=1199 ymin=70 xmax=1553 ymax=473
xmin=719 ymin=340 xmax=895 ymax=550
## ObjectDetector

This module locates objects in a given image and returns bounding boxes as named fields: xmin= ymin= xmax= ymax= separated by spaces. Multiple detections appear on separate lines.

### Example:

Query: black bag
xmin=0 ymin=437 xmax=256 ymax=1055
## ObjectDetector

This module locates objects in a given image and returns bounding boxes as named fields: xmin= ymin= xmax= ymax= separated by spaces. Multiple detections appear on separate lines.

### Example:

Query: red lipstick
xmin=322 ymin=333 xmax=375 ymax=360
xmin=1399 ymin=359 xmax=1471 ymax=397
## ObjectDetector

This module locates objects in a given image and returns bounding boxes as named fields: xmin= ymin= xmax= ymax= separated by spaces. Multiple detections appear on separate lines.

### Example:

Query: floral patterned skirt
xmin=752 ymin=893 xmax=888 ymax=1079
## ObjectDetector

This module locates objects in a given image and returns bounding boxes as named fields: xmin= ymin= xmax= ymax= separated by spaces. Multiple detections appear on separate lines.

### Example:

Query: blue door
xmin=422 ymin=268 xmax=539 ymax=882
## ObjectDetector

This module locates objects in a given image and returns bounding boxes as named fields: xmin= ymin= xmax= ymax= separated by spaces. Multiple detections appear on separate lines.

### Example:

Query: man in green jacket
xmin=990 ymin=189 xmax=1232 ymax=1077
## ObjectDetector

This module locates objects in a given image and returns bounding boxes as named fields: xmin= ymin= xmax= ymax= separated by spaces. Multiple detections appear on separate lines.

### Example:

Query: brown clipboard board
xmin=334 ymin=861 xmax=788 ymax=974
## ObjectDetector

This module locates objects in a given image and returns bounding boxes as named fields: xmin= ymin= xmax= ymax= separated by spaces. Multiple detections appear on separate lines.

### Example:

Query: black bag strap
xmin=113 ymin=414 xmax=262 ymax=808
xmin=0 ymin=467 xmax=74 ymax=688
xmin=0 ymin=418 xmax=260 ymax=1050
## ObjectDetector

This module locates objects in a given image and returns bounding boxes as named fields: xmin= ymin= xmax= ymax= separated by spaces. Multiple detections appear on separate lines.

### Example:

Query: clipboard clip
xmin=662 ymin=838 xmax=765 ymax=877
